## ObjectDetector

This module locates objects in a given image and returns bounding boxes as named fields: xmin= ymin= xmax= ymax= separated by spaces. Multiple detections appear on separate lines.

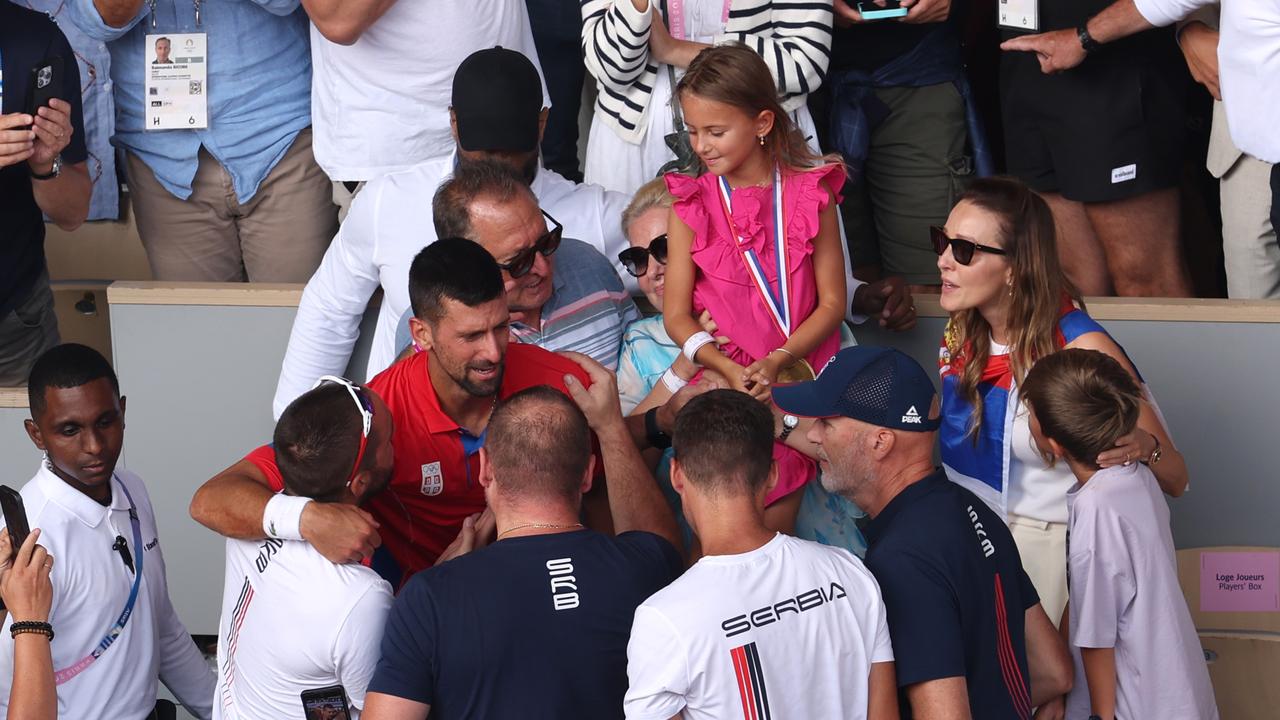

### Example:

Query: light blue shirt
xmin=27 ymin=0 xmax=120 ymax=220
xmin=66 ymin=0 xmax=312 ymax=202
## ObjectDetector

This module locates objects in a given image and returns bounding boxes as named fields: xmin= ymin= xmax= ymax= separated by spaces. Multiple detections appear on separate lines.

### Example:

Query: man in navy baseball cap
xmin=773 ymin=345 xmax=1072 ymax=720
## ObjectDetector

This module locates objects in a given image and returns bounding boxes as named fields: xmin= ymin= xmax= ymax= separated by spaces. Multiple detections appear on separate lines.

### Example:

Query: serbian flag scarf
xmin=937 ymin=301 xmax=1108 ymax=517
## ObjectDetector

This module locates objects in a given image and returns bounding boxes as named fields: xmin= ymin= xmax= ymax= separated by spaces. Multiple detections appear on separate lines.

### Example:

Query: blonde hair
xmin=621 ymin=178 xmax=675 ymax=238
xmin=943 ymin=177 xmax=1084 ymax=439
xmin=675 ymin=43 xmax=843 ymax=174
xmin=1020 ymin=349 xmax=1140 ymax=468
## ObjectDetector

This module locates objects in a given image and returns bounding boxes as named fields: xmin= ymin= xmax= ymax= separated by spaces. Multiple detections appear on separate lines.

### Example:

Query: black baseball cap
xmin=773 ymin=346 xmax=940 ymax=432
xmin=451 ymin=47 xmax=543 ymax=153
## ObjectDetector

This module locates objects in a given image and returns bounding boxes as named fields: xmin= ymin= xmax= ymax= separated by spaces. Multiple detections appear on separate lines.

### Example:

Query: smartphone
xmin=0 ymin=486 xmax=31 ymax=562
xmin=300 ymin=685 xmax=352 ymax=720
xmin=25 ymin=56 xmax=64 ymax=117
xmin=859 ymin=0 xmax=909 ymax=20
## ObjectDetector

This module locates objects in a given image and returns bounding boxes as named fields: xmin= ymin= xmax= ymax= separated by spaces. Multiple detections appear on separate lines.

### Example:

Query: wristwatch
xmin=778 ymin=414 xmax=799 ymax=442
xmin=1077 ymin=21 xmax=1102 ymax=54
xmin=1144 ymin=436 xmax=1163 ymax=466
xmin=30 ymin=154 xmax=62 ymax=181
xmin=644 ymin=407 xmax=672 ymax=450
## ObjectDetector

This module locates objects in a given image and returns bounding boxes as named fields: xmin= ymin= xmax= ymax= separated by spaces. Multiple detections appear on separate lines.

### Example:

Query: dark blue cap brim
xmin=771 ymin=381 xmax=840 ymax=419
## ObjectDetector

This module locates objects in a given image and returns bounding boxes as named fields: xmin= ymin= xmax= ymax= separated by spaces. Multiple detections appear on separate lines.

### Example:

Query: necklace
xmin=497 ymin=522 xmax=584 ymax=540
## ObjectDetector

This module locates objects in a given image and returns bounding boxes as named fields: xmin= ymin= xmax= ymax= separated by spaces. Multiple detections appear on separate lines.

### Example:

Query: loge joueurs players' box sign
xmin=1200 ymin=551 xmax=1280 ymax=613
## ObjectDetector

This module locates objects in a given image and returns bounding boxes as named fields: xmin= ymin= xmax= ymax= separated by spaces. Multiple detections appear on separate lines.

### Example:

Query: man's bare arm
xmin=868 ymin=661 xmax=901 ymax=720
xmin=1025 ymin=602 xmax=1074 ymax=706
xmin=904 ymin=677 xmax=972 ymax=720
xmin=362 ymin=692 xmax=429 ymax=720
xmin=189 ymin=458 xmax=381 ymax=563
xmin=301 ymin=0 xmax=397 ymax=44
xmin=561 ymin=352 xmax=681 ymax=550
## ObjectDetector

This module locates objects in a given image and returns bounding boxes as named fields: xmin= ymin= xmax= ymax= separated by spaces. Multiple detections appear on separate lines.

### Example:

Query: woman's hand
xmin=0 ymin=528 xmax=54 ymax=623
xmin=1096 ymin=428 xmax=1155 ymax=468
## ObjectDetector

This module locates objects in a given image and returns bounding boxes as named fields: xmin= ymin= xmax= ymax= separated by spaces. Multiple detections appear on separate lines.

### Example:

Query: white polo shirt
xmin=0 ymin=465 xmax=215 ymax=720
xmin=1134 ymin=0 xmax=1280 ymax=163
xmin=309 ymin=0 xmax=549 ymax=181
xmin=271 ymin=157 xmax=634 ymax=418
xmin=625 ymin=533 xmax=893 ymax=720
xmin=213 ymin=534 xmax=392 ymax=719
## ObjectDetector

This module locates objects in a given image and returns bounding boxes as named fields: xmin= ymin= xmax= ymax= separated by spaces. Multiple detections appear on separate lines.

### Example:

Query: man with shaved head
xmin=362 ymin=359 xmax=682 ymax=720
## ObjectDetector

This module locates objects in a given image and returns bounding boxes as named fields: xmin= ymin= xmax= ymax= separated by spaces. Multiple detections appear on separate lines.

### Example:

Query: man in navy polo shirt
xmin=774 ymin=347 xmax=1073 ymax=719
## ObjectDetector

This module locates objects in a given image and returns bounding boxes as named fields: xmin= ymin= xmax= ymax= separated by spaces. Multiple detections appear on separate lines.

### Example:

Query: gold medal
xmin=776 ymin=358 xmax=817 ymax=383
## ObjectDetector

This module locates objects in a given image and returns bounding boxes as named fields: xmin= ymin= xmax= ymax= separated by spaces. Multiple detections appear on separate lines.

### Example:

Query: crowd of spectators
xmin=0 ymin=0 xmax=1268 ymax=717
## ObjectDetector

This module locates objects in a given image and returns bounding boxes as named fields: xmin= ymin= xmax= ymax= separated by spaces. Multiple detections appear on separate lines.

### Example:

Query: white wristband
xmin=263 ymin=494 xmax=312 ymax=541
xmin=682 ymin=331 xmax=715 ymax=363
xmin=661 ymin=367 xmax=689 ymax=393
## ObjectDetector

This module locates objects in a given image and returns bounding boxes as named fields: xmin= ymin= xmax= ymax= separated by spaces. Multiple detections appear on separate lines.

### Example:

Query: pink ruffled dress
xmin=665 ymin=164 xmax=846 ymax=505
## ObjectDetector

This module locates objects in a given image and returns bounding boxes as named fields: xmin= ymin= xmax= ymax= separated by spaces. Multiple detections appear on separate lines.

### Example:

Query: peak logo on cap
xmin=902 ymin=406 xmax=922 ymax=424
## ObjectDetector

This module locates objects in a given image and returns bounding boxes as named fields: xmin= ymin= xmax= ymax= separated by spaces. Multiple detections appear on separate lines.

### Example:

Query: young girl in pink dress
xmin=663 ymin=44 xmax=847 ymax=529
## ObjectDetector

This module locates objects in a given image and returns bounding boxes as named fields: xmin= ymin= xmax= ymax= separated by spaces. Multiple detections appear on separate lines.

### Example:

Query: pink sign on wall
xmin=1200 ymin=551 xmax=1280 ymax=613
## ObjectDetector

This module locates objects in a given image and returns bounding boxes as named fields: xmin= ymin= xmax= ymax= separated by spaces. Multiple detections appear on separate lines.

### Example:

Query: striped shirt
xmin=511 ymin=238 xmax=640 ymax=370
xmin=581 ymin=0 xmax=834 ymax=143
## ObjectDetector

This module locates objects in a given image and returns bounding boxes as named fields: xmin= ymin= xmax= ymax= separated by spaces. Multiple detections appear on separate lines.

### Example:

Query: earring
xmin=758 ymin=135 xmax=765 ymax=147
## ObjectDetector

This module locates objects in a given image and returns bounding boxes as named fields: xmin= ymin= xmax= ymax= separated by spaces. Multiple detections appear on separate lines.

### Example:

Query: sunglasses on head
xmin=497 ymin=210 xmax=564 ymax=279
xmin=930 ymin=225 xmax=1007 ymax=266
xmin=311 ymin=375 xmax=375 ymax=486
xmin=617 ymin=235 xmax=668 ymax=278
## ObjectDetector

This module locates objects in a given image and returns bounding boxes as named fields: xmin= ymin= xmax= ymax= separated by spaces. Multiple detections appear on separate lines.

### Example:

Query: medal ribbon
xmin=717 ymin=168 xmax=791 ymax=338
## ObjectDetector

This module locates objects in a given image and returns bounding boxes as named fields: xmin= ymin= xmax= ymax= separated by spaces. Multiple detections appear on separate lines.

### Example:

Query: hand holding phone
xmin=0 ymin=486 xmax=31 ymax=562
xmin=857 ymin=0 xmax=910 ymax=20
xmin=0 ymin=528 xmax=54 ymax=623
xmin=25 ymin=57 xmax=64 ymax=118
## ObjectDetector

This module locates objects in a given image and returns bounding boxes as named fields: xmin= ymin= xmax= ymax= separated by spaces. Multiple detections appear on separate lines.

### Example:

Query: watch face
xmin=783 ymin=414 xmax=799 ymax=429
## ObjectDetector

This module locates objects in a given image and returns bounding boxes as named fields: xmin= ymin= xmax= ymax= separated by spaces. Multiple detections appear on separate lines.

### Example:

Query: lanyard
xmin=665 ymin=0 xmax=732 ymax=41
xmin=149 ymin=0 xmax=202 ymax=29
xmin=717 ymin=168 xmax=791 ymax=338
xmin=53 ymin=477 xmax=145 ymax=686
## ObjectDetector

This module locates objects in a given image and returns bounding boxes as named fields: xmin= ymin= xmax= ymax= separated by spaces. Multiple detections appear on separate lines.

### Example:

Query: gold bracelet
xmin=771 ymin=347 xmax=798 ymax=362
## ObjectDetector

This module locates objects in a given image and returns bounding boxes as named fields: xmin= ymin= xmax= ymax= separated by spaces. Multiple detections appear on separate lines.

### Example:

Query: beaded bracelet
xmin=10 ymin=621 xmax=54 ymax=641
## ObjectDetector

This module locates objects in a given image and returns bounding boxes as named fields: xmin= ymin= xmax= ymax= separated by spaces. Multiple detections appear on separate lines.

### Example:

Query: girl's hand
xmin=1096 ymin=429 xmax=1154 ymax=468
xmin=0 ymin=528 xmax=54 ymax=623
xmin=697 ymin=310 xmax=732 ymax=347
xmin=740 ymin=357 xmax=780 ymax=402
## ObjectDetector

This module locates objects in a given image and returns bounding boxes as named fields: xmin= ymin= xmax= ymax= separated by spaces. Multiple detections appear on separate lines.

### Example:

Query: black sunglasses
xmin=930 ymin=225 xmax=1007 ymax=266
xmin=497 ymin=210 xmax=564 ymax=278
xmin=617 ymin=235 xmax=668 ymax=278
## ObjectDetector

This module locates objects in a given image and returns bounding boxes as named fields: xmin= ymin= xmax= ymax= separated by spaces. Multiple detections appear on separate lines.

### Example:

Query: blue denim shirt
xmin=66 ymin=0 xmax=312 ymax=202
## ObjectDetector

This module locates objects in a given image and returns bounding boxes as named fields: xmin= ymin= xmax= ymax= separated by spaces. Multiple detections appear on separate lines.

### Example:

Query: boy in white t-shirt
xmin=211 ymin=377 xmax=396 ymax=719
xmin=624 ymin=390 xmax=898 ymax=720
xmin=1021 ymin=349 xmax=1218 ymax=720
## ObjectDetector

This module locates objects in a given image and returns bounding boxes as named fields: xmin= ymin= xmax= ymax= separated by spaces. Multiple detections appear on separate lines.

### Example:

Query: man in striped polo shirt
xmin=421 ymin=158 xmax=640 ymax=371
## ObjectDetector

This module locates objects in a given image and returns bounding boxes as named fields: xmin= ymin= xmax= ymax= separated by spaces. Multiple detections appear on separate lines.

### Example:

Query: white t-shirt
xmin=1065 ymin=464 xmax=1219 ymax=720
xmin=309 ymin=0 xmax=549 ymax=180
xmin=625 ymin=533 xmax=893 ymax=720
xmin=270 ymin=157 xmax=633 ymax=418
xmin=213 ymin=533 xmax=392 ymax=719
xmin=0 ymin=465 xmax=215 ymax=720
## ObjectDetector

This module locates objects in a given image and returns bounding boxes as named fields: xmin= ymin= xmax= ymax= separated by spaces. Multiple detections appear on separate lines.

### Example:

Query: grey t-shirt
xmin=1065 ymin=463 xmax=1219 ymax=720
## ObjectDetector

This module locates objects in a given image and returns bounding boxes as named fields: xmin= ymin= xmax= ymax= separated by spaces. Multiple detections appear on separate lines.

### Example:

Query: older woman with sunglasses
xmin=615 ymin=179 xmax=721 ymax=414
xmin=934 ymin=177 xmax=1187 ymax=635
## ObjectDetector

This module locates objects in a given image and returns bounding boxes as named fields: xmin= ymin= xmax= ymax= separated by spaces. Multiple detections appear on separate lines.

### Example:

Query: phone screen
xmin=0 ymin=486 xmax=31 ymax=562
xmin=300 ymin=685 xmax=351 ymax=720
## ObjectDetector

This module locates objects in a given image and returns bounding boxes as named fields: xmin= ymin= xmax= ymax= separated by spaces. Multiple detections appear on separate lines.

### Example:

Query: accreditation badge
xmin=998 ymin=0 xmax=1039 ymax=31
xmin=143 ymin=32 xmax=208 ymax=130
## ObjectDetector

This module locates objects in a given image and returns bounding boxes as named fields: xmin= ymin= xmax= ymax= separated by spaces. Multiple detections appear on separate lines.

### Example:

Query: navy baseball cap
xmin=451 ymin=47 xmax=543 ymax=153
xmin=773 ymin=346 xmax=940 ymax=432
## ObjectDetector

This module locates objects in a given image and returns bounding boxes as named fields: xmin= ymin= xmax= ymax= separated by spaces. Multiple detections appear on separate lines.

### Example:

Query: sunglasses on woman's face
xmin=497 ymin=210 xmax=564 ymax=278
xmin=617 ymin=234 xmax=668 ymax=278
xmin=930 ymin=225 xmax=1007 ymax=266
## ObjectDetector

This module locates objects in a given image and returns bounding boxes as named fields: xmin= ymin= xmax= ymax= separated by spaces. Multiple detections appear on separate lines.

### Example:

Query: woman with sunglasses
xmin=615 ymin=179 xmax=691 ymax=415
xmin=935 ymin=177 xmax=1187 ymax=635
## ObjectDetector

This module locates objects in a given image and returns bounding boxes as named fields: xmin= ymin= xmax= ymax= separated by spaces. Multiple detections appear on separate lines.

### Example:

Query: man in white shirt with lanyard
xmin=271 ymin=46 xmax=632 ymax=418
xmin=213 ymin=377 xmax=394 ymax=719
xmin=0 ymin=343 xmax=214 ymax=720
xmin=624 ymin=389 xmax=898 ymax=720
